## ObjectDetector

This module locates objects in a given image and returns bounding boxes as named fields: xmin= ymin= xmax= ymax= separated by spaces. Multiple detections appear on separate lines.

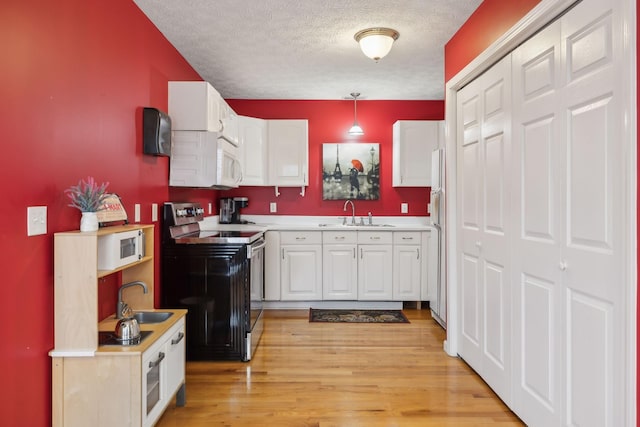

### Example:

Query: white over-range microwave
xmin=169 ymin=130 xmax=242 ymax=189
xmin=97 ymin=229 xmax=145 ymax=270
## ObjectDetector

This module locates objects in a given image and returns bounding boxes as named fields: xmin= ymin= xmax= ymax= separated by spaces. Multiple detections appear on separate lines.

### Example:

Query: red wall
xmin=0 ymin=1 xmax=216 ymax=425
xmin=224 ymin=100 xmax=444 ymax=217
xmin=445 ymin=0 xmax=542 ymax=81
xmin=0 ymin=2 xmax=443 ymax=425
xmin=445 ymin=0 xmax=638 ymax=424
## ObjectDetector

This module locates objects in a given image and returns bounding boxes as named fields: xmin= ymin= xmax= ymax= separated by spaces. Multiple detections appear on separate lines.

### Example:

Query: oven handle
xmin=248 ymin=238 xmax=266 ymax=259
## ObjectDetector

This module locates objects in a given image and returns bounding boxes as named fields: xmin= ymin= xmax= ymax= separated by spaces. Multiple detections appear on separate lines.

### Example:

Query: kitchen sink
xmin=133 ymin=311 xmax=173 ymax=324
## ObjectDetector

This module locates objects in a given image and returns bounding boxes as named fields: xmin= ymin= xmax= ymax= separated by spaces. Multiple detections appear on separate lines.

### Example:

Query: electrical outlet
xmin=270 ymin=202 xmax=277 ymax=213
xmin=134 ymin=204 xmax=141 ymax=222
xmin=401 ymin=203 xmax=408 ymax=214
xmin=151 ymin=203 xmax=158 ymax=222
xmin=208 ymin=202 xmax=212 ymax=215
xmin=27 ymin=206 xmax=47 ymax=236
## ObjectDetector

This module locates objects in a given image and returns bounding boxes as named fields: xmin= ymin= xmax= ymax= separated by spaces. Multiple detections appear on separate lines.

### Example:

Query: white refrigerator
xmin=430 ymin=148 xmax=446 ymax=329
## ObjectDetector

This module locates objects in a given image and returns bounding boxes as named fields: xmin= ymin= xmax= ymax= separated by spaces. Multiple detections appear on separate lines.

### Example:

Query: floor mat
xmin=309 ymin=309 xmax=410 ymax=323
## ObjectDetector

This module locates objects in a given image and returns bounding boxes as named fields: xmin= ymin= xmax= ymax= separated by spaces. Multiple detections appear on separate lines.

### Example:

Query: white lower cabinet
xmin=143 ymin=318 xmax=186 ymax=427
xmin=392 ymin=232 xmax=422 ymax=300
xmin=322 ymin=231 xmax=358 ymax=300
xmin=280 ymin=231 xmax=322 ymax=300
xmin=271 ymin=229 xmax=434 ymax=302
xmin=357 ymin=232 xmax=393 ymax=300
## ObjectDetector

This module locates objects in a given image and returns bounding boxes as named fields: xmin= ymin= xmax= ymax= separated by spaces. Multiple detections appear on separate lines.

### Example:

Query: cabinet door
xmin=238 ymin=116 xmax=268 ymax=185
xmin=323 ymin=244 xmax=358 ymax=300
xmin=392 ymin=245 xmax=421 ymax=300
xmin=165 ymin=318 xmax=186 ymax=399
xmin=392 ymin=120 xmax=443 ymax=187
xmin=142 ymin=339 xmax=168 ymax=427
xmin=168 ymin=81 xmax=222 ymax=131
xmin=281 ymin=245 xmax=322 ymax=300
xmin=357 ymin=245 xmax=393 ymax=300
xmin=268 ymin=120 xmax=308 ymax=186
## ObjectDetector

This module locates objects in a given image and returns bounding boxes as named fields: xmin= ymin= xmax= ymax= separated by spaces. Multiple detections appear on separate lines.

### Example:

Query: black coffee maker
xmin=219 ymin=197 xmax=249 ymax=224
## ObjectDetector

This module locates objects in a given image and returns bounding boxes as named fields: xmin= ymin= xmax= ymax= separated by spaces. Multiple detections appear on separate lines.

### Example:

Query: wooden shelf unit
xmin=51 ymin=224 xmax=155 ymax=355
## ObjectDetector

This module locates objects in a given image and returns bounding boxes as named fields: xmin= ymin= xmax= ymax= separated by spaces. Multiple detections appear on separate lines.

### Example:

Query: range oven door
xmin=247 ymin=237 xmax=265 ymax=360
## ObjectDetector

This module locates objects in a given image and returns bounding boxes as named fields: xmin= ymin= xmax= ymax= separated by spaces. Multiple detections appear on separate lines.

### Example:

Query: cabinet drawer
xmin=357 ymin=231 xmax=392 ymax=244
xmin=280 ymin=231 xmax=322 ymax=245
xmin=323 ymin=231 xmax=357 ymax=244
xmin=393 ymin=232 xmax=422 ymax=244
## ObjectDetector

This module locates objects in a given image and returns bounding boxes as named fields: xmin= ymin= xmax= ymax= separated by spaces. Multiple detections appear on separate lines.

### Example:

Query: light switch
xmin=151 ymin=203 xmax=158 ymax=222
xmin=401 ymin=203 xmax=408 ymax=214
xmin=134 ymin=204 xmax=140 ymax=222
xmin=208 ymin=202 xmax=213 ymax=215
xmin=27 ymin=206 xmax=47 ymax=236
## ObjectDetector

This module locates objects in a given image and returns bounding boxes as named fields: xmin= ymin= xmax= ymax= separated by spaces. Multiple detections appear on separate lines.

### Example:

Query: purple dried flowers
xmin=65 ymin=176 xmax=110 ymax=212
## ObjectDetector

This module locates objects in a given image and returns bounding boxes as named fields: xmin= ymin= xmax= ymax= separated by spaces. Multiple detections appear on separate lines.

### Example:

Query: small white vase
xmin=80 ymin=212 xmax=99 ymax=232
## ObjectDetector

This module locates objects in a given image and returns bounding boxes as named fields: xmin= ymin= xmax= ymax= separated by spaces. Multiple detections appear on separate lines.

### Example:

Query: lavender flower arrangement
xmin=65 ymin=176 xmax=110 ymax=212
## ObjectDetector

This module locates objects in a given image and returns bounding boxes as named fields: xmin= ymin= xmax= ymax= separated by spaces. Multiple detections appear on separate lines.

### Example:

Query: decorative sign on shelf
xmin=97 ymin=194 xmax=128 ymax=226
xmin=322 ymin=143 xmax=380 ymax=200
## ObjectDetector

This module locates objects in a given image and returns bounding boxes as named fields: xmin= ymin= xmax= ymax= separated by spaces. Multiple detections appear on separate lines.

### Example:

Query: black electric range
xmin=161 ymin=202 xmax=265 ymax=362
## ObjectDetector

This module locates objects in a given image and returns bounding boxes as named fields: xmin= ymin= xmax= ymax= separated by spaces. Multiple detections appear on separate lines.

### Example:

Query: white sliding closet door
xmin=456 ymin=54 xmax=512 ymax=404
xmin=511 ymin=0 xmax=626 ymax=425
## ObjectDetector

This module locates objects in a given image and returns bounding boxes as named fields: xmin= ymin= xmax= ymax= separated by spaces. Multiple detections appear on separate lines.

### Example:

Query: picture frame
xmin=322 ymin=143 xmax=380 ymax=200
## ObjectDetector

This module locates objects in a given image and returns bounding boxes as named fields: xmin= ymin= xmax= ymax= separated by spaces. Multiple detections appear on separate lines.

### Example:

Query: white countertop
xmin=199 ymin=214 xmax=435 ymax=232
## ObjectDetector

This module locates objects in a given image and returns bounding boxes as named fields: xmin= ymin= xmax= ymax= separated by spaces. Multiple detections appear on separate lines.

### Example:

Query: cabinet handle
xmin=171 ymin=332 xmax=185 ymax=345
xmin=353 ymin=248 xmax=356 ymax=258
xmin=402 ymin=237 xmax=414 ymax=241
xmin=416 ymin=248 xmax=420 ymax=259
xmin=360 ymin=248 xmax=363 ymax=259
xmin=149 ymin=352 xmax=165 ymax=369
xmin=295 ymin=237 xmax=306 ymax=241
xmin=370 ymin=236 xmax=380 ymax=240
xmin=282 ymin=248 xmax=284 ymax=260
xmin=558 ymin=261 xmax=568 ymax=271
xmin=335 ymin=236 xmax=345 ymax=240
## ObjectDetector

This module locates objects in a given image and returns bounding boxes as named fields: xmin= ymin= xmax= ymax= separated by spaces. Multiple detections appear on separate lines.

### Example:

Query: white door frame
xmin=443 ymin=0 xmax=637 ymax=424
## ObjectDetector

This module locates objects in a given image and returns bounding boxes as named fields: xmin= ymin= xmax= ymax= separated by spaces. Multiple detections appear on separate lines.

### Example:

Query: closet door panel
xmin=562 ymin=1 xmax=623 ymax=425
xmin=478 ymin=57 xmax=512 ymax=403
xmin=511 ymin=18 xmax=564 ymax=427
xmin=457 ymin=54 xmax=512 ymax=404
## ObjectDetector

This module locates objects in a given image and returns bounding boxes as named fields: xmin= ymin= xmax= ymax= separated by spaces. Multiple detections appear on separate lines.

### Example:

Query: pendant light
xmin=354 ymin=28 xmax=400 ymax=62
xmin=348 ymin=92 xmax=364 ymax=136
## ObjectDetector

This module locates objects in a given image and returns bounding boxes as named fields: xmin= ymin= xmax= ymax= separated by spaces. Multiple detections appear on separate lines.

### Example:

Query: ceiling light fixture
xmin=354 ymin=27 xmax=399 ymax=62
xmin=348 ymin=93 xmax=364 ymax=136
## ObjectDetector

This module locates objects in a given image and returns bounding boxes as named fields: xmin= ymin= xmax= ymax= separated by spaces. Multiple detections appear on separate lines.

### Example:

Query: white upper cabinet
xmin=168 ymin=81 xmax=223 ymax=132
xmin=168 ymin=81 xmax=240 ymax=146
xmin=392 ymin=120 xmax=443 ymax=187
xmin=238 ymin=116 xmax=268 ymax=186
xmin=268 ymin=119 xmax=309 ymax=187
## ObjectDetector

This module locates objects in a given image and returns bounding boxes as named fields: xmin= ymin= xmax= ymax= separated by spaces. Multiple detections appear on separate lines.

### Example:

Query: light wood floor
xmin=156 ymin=309 xmax=524 ymax=426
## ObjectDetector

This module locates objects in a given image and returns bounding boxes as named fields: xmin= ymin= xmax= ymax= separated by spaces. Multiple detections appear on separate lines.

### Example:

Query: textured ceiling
xmin=132 ymin=0 xmax=482 ymax=100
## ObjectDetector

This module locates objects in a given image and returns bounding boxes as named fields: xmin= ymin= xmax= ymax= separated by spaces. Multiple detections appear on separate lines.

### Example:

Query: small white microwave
xmin=97 ymin=229 xmax=145 ymax=270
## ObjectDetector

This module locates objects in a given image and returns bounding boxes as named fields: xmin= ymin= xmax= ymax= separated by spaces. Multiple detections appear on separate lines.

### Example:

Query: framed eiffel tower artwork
xmin=321 ymin=143 xmax=379 ymax=200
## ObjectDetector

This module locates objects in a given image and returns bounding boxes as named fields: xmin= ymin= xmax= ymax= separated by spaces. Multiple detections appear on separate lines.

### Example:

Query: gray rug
xmin=309 ymin=309 xmax=409 ymax=323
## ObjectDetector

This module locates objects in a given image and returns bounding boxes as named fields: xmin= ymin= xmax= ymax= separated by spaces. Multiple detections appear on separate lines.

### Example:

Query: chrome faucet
xmin=343 ymin=199 xmax=356 ymax=225
xmin=116 ymin=281 xmax=148 ymax=319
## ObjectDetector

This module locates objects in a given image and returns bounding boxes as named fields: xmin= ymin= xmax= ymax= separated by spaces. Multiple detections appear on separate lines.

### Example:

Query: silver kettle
xmin=115 ymin=305 xmax=141 ymax=341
